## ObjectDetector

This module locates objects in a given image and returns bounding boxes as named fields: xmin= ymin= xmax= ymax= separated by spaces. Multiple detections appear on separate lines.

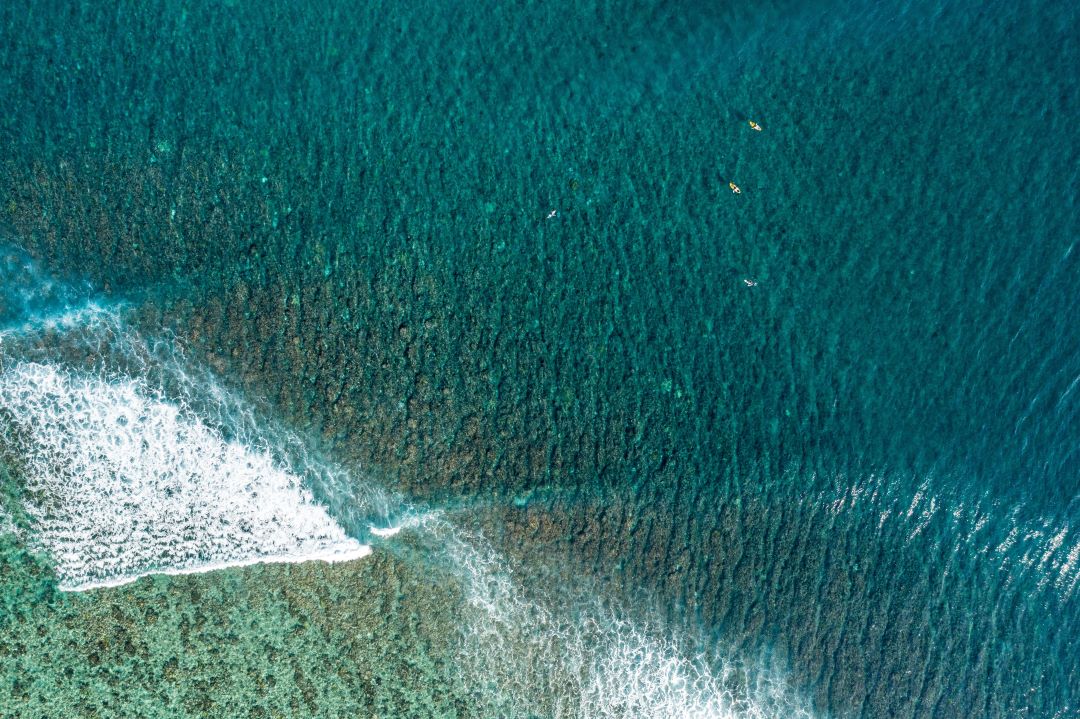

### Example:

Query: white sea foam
xmin=0 ymin=507 xmax=14 ymax=536
xmin=368 ymin=510 xmax=435 ymax=538
xmin=423 ymin=519 xmax=816 ymax=719
xmin=1 ymin=252 xmax=816 ymax=716
xmin=0 ymin=360 xmax=370 ymax=591
xmin=0 ymin=282 xmax=384 ymax=591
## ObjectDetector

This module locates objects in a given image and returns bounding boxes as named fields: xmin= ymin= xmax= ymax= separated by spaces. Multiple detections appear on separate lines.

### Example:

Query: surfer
xmin=729 ymin=181 xmax=741 ymax=194
xmin=749 ymin=120 xmax=763 ymax=131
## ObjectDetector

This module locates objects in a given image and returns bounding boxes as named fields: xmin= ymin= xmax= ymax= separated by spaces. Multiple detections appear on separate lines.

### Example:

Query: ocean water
xmin=1 ymin=0 xmax=1078 ymax=717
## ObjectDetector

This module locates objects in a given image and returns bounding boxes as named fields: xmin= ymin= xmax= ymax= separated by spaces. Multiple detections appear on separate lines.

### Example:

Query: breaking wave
xmin=0 ymin=248 xmax=817 ymax=717
xmin=0 ymin=251 xmax=391 ymax=590
xmin=0 ymin=356 xmax=372 ymax=590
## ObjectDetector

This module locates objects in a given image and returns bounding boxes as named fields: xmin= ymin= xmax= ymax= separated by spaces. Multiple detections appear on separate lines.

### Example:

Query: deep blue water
xmin=1 ymin=0 xmax=1078 ymax=716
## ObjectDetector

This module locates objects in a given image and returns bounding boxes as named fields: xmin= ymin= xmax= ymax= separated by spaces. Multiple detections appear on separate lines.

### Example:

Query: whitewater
xmin=0 ymin=249 xmax=817 ymax=718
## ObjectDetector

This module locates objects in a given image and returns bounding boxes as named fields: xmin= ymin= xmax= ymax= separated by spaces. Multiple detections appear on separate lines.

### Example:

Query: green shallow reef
xmin=0 ymin=536 xmax=469 ymax=719
xmin=1 ymin=0 xmax=1078 ymax=717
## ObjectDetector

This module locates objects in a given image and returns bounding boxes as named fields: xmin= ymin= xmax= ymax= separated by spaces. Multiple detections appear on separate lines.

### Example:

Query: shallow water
xmin=1 ymin=0 xmax=1078 ymax=716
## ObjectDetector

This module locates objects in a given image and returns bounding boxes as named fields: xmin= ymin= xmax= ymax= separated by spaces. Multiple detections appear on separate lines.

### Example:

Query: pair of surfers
xmin=729 ymin=120 xmax=763 ymax=194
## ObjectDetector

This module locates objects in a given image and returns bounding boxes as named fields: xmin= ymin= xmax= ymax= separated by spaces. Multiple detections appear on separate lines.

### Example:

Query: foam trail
xmin=0 ymin=360 xmax=372 ymax=590
xmin=0 ymin=278 xmax=386 ymax=590
xmin=0 ymin=251 xmax=817 ymax=714
xmin=413 ymin=517 xmax=817 ymax=719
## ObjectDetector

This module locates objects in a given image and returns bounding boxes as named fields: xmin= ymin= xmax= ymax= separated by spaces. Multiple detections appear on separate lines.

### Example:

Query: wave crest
xmin=0 ymin=295 xmax=380 ymax=590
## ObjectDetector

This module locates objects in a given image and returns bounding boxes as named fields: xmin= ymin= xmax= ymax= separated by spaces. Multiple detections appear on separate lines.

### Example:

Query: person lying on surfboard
xmin=748 ymin=120 xmax=762 ymax=131
xmin=729 ymin=181 xmax=741 ymax=194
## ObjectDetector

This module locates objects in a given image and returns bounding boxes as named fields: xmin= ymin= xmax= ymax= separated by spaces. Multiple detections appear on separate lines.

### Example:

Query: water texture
xmin=0 ymin=304 xmax=374 ymax=591
xmin=1 ymin=0 xmax=1078 ymax=716
xmin=0 ymin=254 xmax=817 ymax=717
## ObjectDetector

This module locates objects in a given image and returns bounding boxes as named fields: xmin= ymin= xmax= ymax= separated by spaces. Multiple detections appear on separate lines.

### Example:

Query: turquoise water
xmin=1 ymin=0 xmax=1078 ymax=716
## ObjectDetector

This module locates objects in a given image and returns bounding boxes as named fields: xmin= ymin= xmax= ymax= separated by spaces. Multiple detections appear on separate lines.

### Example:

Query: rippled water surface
xmin=1 ymin=0 xmax=1077 ymax=716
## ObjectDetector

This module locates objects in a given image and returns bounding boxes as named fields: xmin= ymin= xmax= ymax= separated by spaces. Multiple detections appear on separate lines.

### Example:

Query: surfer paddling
xmin=729 ymin=181 xmax=741 ymax=194
xmin=748 ymin=120 xmax=762 ymax=131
